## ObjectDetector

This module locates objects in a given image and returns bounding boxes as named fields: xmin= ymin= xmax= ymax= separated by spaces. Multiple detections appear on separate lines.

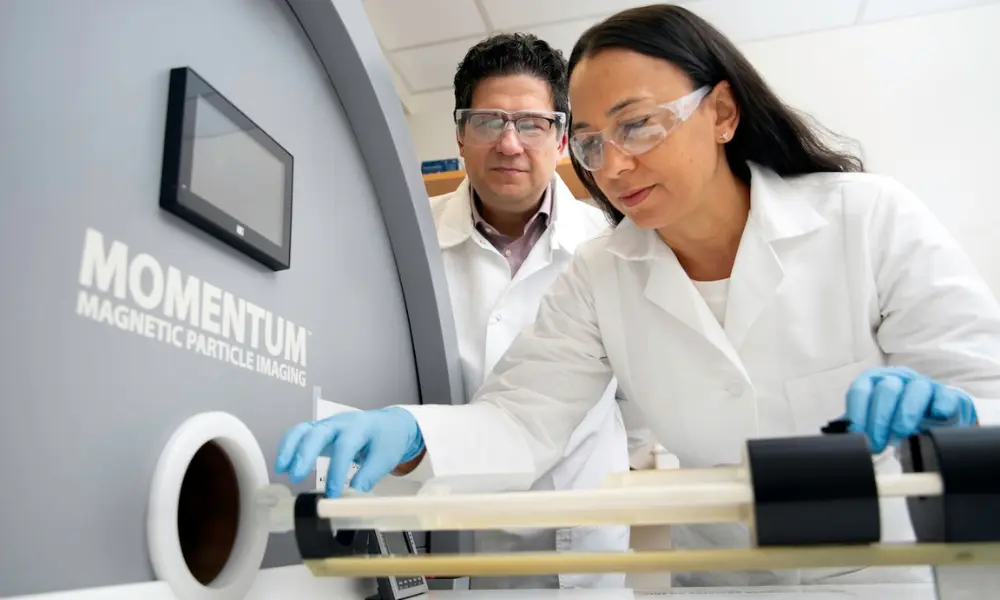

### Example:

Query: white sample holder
xmin=625 ymin=443 xmax=678 ymax=593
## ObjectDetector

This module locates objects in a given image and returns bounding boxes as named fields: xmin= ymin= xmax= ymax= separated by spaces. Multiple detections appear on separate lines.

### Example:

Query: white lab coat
xmin=404 ymin=162 xmax=1000 ymax=587
xmin=428 ymin=175 xmax=632 ymax=589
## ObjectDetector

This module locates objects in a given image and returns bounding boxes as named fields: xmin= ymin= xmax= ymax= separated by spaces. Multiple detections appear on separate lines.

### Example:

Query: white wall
xmin=405 ymin=3 xmax=1000 ymax=296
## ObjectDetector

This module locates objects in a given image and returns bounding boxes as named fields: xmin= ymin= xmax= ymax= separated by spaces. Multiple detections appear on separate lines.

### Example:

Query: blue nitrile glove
xmin=274 ymin=407 xmax=424 ymax=497
xmin=844 ymin=366 xmax=978 ymax=453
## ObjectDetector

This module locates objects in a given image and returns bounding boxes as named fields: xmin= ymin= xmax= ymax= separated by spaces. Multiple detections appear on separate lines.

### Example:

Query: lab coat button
xmin=491 ymin=313 xmax=502 ymax=324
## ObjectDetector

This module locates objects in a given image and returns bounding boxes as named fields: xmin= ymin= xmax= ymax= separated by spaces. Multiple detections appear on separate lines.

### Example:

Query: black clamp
xmin=900 ymin=427 xmax=1000 ymax=543
xmin=746 ymin=432 xmax=881 ymax=547
xmin=294 ymin=491 xmax=369 ymax=560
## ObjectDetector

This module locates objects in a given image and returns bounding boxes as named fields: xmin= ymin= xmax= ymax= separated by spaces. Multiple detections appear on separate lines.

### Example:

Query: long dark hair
xmin=567 ymin=4 xmax=864 ymax=225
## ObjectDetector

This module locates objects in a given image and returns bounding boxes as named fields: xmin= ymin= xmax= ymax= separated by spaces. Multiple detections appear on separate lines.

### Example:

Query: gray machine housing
xmin=0 ymin=0 xmax=465 ymax=595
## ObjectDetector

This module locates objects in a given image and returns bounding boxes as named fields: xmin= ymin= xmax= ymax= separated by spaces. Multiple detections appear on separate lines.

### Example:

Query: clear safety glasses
xmin=454 ymin=108 xmax=567 ymax=149
xmin=568 ymin=86 xmax=711 ymax=172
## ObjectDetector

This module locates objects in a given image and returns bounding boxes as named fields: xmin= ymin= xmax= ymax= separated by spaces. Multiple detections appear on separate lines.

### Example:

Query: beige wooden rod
xmin=312 ymin=471 xmax=943 ymax=532
xmin=303 ymin=542 xmax=1000 ymax=578
xmin=604 ymin=468 xmax=944 ymax=499
xmin=318 ymin=502 xmax=753 ymax=532
xmin=599 ymin=466 xmax=746 ymax=488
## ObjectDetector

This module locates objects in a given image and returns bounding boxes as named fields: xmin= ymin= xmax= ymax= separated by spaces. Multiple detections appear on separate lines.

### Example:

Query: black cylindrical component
xmin=900 ymin=426 xmax=1000 ymax=543
xmin=294 ymin=491 xmax=362 ymax=560
xmin=747 ymin=433 xmax=881 ymax=547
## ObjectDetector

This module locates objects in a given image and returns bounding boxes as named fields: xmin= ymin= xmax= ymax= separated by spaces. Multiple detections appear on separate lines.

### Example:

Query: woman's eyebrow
xmin=607 ymin=97 xmax=645 ymax=115
xmin=572 ymin=97 xmax=647 ymax=132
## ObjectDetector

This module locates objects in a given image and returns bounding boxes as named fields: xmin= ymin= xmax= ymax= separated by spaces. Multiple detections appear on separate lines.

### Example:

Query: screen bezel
xmin=372 ymin=531 xmax=429 ymax=599
xmin=159 ymin=66 xmax=294 ymax=271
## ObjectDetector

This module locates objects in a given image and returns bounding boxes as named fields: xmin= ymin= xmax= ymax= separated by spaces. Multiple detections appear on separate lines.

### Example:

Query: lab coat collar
xmin=604 ymin=162 xmax=830 ymax=363
xmin=436 ymin=173 xmax=588 ymax=254
xmin=605 ymin=162 xmax=828 ymax=261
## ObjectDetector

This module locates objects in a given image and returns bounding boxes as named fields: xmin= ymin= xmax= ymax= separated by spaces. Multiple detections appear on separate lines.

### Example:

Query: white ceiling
xmin=363 ymin=0 xmax=997 ymax=113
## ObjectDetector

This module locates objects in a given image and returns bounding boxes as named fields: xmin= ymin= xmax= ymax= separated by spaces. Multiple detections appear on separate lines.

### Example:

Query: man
xmin=426 ymin=33 xmax=631 ymax=590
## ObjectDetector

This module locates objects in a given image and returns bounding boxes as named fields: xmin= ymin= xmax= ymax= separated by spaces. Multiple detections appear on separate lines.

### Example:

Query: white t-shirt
xmin=691 ymin=278 xmax=730 ymax=326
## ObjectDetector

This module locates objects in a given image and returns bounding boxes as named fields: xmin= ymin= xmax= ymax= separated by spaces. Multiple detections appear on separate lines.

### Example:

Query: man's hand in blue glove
xmin=274 ymin=407 xmax=424 ymax=497
xmin=845 ymin=366 xmax=977 ymax=453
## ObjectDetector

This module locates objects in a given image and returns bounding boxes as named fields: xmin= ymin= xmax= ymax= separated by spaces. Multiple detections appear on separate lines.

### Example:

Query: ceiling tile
xmin=687 ymin=0 xmax=863 ymax=42
xmin=391 ymin=37 xmax=484 ymax=93
xmin=363 ymin=0 xmax=486 ymax=51
xmin=519 ymin=17 xmax=606 ymax=58
xmin=859 ymin=0 xmax=999 ymax=23
xmin=480 ymin=0 xmax=693 ymax=30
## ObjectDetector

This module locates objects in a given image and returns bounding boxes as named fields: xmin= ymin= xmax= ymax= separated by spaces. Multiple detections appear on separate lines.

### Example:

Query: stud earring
xmin=720 ymin=132 xmax=729 ymax=141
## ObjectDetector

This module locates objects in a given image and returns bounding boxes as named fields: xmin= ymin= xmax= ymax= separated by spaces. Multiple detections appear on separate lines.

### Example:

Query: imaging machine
xmin=1 ymin=0 xmax=463 ymax=598
xmin=2 ymin=2 xmax=999 ymax=600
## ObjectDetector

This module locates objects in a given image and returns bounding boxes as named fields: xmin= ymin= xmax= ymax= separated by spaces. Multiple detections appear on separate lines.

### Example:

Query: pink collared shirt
xmin=471 ymin=184 xmax=553 ymax=276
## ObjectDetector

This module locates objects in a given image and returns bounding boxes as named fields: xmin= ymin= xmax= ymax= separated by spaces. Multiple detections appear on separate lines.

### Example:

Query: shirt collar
xmin=470 ymin=182 xmax=554 ymax=239
xmin=437 ymin=173 xmax=590 ymax=254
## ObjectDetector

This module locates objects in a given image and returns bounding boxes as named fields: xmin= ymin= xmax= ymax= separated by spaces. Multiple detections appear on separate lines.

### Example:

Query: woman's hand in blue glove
xmin=274 ymin=407 xmax=424 ymax=497
xmin=845 ymin=366 xmax=977 ymax=453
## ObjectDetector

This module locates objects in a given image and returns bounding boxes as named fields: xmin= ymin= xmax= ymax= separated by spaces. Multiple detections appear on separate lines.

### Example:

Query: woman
xmin=276 ymin=4 xmax=999 ymax=588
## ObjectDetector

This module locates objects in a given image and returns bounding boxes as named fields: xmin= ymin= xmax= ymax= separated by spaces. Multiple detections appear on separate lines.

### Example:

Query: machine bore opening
xmin=177 ymin=440 xmax=241 ymax=585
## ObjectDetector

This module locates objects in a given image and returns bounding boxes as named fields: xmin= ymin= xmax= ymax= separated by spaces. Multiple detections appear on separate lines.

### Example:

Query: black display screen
xmin=160 ymin=66 xmax=294 ymax=271
xmin=189 ymin=96 xmax=287 ymax=246
xmin=383 ymin=531 xmax=412 ymax=556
